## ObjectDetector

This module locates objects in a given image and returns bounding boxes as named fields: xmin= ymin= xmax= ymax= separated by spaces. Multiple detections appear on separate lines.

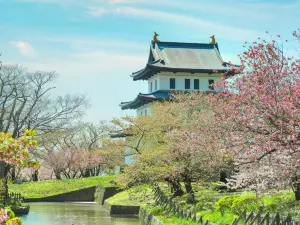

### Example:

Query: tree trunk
xmin=165 ymin=178 xmax=184 ymax=198
xmin=1 ymin=164 xmax=9 ymax=206
xmin=294 ymin=185 xmax=300 ymax=201
xmin=32 ymin=170 xmax=39 ymax=182
xmin=54 ymin=170 xmax=62 ymax=180
xmin=219 ymin=170 xmax=228 ymax=190
xmin=220 ymin=170 xmax=227 ymax=183
xmin=83 ymin=169 xmax=90 ymax=178
xmin=291 ymin=175 xmax=300 ymax=201
xmin=11 ymin=166 xmax=16 ymax=182
xmin=184 ymin=178 xmax=195 ymax=203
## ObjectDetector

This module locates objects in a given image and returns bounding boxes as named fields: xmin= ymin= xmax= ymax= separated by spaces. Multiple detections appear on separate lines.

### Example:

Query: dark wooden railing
xmin=0 ymin=192 xmax=25 ymax=206
xmin=153 ymin=184 xmax=217 ymax=225
xmin=232 ymin=210 xmax=300 ymax=225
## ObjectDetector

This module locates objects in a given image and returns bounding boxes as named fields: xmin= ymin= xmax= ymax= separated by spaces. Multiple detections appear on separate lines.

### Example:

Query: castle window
xmin=170 ymin=78 xmax=175 ymax=89
xmin=194 ymin=79 xmax=199 ymax=90
xmin=185 ymin=79 xmax=190 ymax=89
xmin=145 ymin=109 xmax=147 ymax=116
xmin=150 ymin=82 xmax=153 ymax=92
xmin=209 ymin=79 xmax=215 ymax=90
xmin=155 ymin=80 xmax=157 ymax=90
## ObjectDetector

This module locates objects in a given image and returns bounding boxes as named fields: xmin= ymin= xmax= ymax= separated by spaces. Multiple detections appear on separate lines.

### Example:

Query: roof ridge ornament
xmin=153 ymin=32 xmax=160 ymax=42
xmin=209 ymin=35 xmax=216 ymax=44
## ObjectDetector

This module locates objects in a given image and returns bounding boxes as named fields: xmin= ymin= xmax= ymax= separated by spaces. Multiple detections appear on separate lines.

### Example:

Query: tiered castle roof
xmin=131 ymin=41 xmax=232 ymax=81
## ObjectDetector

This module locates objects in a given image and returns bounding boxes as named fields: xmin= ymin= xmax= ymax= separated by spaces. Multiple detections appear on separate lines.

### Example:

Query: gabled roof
xmin=120 ymin=91 xmax=170 ymax=110
xmin=132 ymin=41 xmax=235 ymax=81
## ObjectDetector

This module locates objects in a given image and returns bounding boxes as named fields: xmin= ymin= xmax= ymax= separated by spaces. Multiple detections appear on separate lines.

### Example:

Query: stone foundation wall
xmin=104 ymin=201 xmax=140 ymax=215
xmin=94 ymin=186 xmax=120 ymax=205
xmin=24 ymin=186 xmax=96 ymax=202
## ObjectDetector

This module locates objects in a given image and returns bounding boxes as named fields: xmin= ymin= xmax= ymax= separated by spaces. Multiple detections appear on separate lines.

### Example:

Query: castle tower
xmin=120 ymin=37 xmax=236 ymax=116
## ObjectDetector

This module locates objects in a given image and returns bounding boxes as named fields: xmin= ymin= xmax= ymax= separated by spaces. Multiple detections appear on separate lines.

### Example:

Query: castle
xmin=120 ymin=33 xmax=235 ymax=116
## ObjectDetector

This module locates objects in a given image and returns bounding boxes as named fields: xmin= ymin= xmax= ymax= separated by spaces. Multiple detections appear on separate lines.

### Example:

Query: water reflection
xmin=20 ymin=202 xmax=145 ymax=225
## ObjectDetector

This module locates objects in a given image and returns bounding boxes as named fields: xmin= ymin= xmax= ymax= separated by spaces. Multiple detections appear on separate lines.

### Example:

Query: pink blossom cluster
xmin=209 ymin=29 xmax=300 ymax=193
xmin=0 ymin=209 xmax=9 ymax=224
xmin=0 ymin=129 xmax=38 ymax=168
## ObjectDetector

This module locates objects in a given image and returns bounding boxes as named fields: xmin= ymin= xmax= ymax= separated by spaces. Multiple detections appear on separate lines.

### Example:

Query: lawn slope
xmin=8 ymin=175 xmax=116 ymax=198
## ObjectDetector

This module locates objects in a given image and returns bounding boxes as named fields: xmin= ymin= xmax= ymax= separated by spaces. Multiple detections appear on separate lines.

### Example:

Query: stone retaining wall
xmin=94 ymin=186 xmax=120 ymax=205
xmin=104 ymin=200 xmax=140 ymax=215
xmin=139 ymin=208 xmax=165 ymax=225
xmin=24 ymin=186 xmax=96 ymax=202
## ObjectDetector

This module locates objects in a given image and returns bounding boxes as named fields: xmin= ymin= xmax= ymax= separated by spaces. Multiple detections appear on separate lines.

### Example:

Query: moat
xmin=20 ymin=202 xmax=145 ymax=225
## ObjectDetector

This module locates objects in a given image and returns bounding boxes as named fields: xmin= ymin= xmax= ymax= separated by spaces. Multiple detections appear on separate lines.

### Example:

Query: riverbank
xmin=104 ymin=185 xmax=198 ymax=225
xmin=10 ymin=176 xmax=300 ymax=225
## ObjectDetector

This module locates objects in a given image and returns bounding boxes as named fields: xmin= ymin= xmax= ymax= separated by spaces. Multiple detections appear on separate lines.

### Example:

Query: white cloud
xmin=114 ymin=7 xmax=262 ymax=42
xmin=9 ymin=41 xmax=37 ymax=57
xmin=33 ymin=35 xmax=148 ymax=53
xmin=86 ymin=7 xmax=105 ymax=17
xmin=4 ymin=47 xmax=147 ymax=121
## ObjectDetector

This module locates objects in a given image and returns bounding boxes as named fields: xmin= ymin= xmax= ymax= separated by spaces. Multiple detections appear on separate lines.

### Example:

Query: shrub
xmin=231 ymin=196 xmax=261 ymax=215
xmin=0 ymin=208 xmax=23 ymax=225
xmin=263 ymin=194 xmax=300 ymax=216
xmin=196 ymin=195 xmax=216 ymax=211
xmin=215 ymin=196 xmax=239 ymax=215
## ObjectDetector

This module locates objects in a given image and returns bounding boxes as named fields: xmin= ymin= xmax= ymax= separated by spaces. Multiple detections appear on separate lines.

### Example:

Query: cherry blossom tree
xmin=210 ymin=29 xmax=300 ymax=199
xmin=0 ymin=129 xmax=38 ymax=201
xmin=33 ymin=122 xmax=123 ymax=180
xmin=114 ymin=95 xmax=230 ymax=200
xmin=171 ymin=93 xmax=233 ymax=198
xmin=112 ymin=102 xmax=185 ymax=196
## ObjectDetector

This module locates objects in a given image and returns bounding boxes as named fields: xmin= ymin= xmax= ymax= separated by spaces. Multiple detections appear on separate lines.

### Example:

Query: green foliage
xmin=0 ymin=178 xmax=6 ymax=201
xmin=4 ymin=208 xmax=15 ymax=219
xmin=3 ymin=217 xmax=23 ymax=225
xmin=145 ymin=205 xmax=200 ymax=225
xmin=111 ymin=183 xmax=300 ymax=225
xmin=200 ymin=210 xmax=237 ymax=225
xmin=3 ymin=207 xmax=23 ymax=225
xmin=215 ymin=195 xmax=261 ymax=215
xmin=215 ymin=196 xmax=239 ymax=214
xmin=263 ymin=192 xmax=300 ymax=216
xmin=0 ymin=129 xmax=38 ymax=168
xmin=147 ymin=205 xmax=165 ymax=215
xmin=159 ymin=215 xmax=200 ymax=225
xmin=196 ymin=194 xmax=217 ymax=211
xmin=231 ymin=196 xmax=261 ymax=215
xmin=8 ymin=175 xmax=116 ymax=198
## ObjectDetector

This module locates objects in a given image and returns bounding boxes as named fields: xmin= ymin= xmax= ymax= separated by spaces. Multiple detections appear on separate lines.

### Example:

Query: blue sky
xmin=0 ymin=0 xmax=299 ymax=122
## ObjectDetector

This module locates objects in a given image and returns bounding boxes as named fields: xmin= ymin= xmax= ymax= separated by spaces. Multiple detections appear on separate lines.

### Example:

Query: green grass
xmin=199 ymin=210 xmax=237 ymax=225
xmin=158 ymin=182 xmax=300 ymax=224
xmin=106 ymin=184 xmax=154 ymax=206
xmin=8 ymin=175 xmax=117 ymax=198
xmin=159 ymin=215 xmax=200 ymax=225
xmin=145 ymin=205 xmax=200 ymax=225
xmin=106 ymin=182 xmax=300 ymax=225
xmin=106 ymin=185 xmax=208 ymax=225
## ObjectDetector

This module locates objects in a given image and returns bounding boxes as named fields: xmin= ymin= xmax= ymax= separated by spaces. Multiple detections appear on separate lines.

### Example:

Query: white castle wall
xmin=148 ymin=72 xmax=222 ymax=92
